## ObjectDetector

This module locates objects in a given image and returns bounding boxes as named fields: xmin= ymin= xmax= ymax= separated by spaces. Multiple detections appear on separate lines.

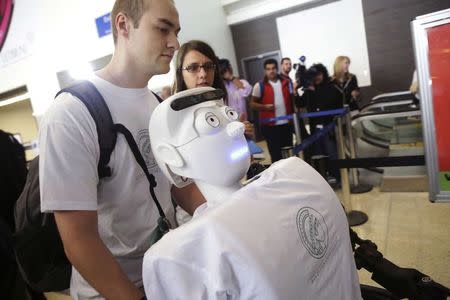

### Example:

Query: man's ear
xmin=116 ymin=12 xmax=130 ymax=39
xmin=156 ymin=143 xmax=184 ymax=168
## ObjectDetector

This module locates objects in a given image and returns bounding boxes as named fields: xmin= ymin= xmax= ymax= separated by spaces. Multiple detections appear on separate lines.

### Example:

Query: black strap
xmin=152 ymin=91 xmax=164 ymax=103
xmin=56 ymin=81 xmax=116 ymax=178
xmin=114 ymin=124 xmax=166 ymax=218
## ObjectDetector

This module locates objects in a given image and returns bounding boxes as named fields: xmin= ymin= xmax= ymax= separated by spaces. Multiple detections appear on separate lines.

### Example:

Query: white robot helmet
xmin=149 ymin=87 xmax=250 ymax=188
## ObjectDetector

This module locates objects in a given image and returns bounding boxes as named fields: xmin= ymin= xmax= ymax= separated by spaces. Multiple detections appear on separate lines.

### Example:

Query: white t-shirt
xmin=143 ymin=157 xmax=362 ymax=300
xmin=252 ymin=80 xmax=288 ymax=125
xmin=39 ymin=75 xmax=174 ymax=300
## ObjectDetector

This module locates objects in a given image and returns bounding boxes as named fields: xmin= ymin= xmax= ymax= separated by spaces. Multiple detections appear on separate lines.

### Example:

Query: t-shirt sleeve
xmin=238 ymin=79 xmax=252 ymax=98
xmin=143 ymin=255 xmax=229 ymax=300
xmin=252 ymin=82 xmax=261 ymax=98
xmin=39 ymin=93 xmax=100 ymax=212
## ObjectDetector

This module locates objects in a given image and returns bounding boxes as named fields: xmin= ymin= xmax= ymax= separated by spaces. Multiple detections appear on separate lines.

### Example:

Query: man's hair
xmin=111 ymin=0 xmax=149 ymax=44
xmin=281 ymin=57 xmax=291 ymax=64
xmin=264 ymin=58 xmax=278 ymax=70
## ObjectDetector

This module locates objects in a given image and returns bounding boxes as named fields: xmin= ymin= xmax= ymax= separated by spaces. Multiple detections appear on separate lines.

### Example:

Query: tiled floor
xmin=345 ymin=187 xmax=450 ymax=289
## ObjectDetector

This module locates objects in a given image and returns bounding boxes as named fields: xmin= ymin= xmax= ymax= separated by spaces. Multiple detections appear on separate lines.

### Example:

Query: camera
xmin=293 ymin=56 xmax=319 ymax=90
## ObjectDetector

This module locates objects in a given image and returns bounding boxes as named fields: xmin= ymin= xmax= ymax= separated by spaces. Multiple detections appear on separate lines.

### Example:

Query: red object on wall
xmin=0 ymin=0 xmax=14 ymax=53
xmin=427 ymin=23 xmax=450 ymax=172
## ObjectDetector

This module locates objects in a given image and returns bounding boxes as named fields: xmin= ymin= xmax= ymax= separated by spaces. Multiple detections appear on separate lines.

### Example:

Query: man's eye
xmin=158 ymin=27 xmax=169 ymax=34
xmin=205 ymin=112 xmax=220 ymax=127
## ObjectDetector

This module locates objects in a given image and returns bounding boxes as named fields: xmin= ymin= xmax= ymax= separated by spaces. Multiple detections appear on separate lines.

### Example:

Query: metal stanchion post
xmin=336 ymin=115 xmax=368 ymax=226
xmin=344 ymin=105 xmax=373 ymax=194
xmin=293 ymin=112 xmax=304 ymax=160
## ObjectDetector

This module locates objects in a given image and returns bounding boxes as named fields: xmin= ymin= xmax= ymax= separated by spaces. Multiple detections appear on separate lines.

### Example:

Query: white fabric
xmin=143 ymin=157 xmax=362 ymax=300
xmin=252 ymin=80 xmax=287 ymax=125
xmin=39 ymin=75 xmax=174 ymax=300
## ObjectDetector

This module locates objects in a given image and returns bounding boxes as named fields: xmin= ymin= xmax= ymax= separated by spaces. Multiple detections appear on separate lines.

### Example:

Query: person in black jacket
xmin=301 ymin=64 xmax=342 ymax=186
xmin=331 ymin=56 xmax=360 ymax=111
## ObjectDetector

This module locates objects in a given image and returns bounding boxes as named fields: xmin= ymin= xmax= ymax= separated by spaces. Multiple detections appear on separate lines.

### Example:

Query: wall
xmin=230 ymin=0 xmax=450 ymax=102
xmin=0 ymin=0 xmax=238 ymax=117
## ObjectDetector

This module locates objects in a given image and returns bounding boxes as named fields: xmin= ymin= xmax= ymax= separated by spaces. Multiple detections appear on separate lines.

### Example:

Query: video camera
xmin=293 ymin=56 xmax=319 ymax=90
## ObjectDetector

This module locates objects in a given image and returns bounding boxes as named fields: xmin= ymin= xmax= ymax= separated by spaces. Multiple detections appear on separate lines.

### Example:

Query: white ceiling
xmin=221 ymin=0 xmax=322 ymax=25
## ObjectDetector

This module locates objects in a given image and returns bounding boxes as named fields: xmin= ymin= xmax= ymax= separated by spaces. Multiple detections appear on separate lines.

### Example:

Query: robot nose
xmin=226 ymin=122 xmax=245 ymax=139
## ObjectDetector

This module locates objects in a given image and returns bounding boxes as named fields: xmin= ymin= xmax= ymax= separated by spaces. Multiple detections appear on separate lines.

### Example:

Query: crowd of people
xmin=161 ymin=48 xmax=361 ymax=187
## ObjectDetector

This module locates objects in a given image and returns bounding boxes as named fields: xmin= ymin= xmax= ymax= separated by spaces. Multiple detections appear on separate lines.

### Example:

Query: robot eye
xmin=225 ymin=107 xmax=239 ymax=121
xmin=205 ymin=112 xmax=220 ymax=128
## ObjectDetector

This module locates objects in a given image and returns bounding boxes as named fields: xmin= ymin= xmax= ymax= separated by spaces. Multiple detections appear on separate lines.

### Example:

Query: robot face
xmin=175 ymin=102 xmax=250 ymax=186
xmin=194 ymin=105 xmax=239 ymax=136
xmin=149 ymin=87 xmax=250 ymax=187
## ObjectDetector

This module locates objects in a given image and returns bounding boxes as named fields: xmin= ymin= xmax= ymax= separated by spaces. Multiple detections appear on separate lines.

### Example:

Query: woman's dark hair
xmin=310 ymin=63 xmax=330 ymax=83
xmin=218 ymin=58 xmax=231 ymax=76
xmin=173 ymin=40 xmax=226 ymax=100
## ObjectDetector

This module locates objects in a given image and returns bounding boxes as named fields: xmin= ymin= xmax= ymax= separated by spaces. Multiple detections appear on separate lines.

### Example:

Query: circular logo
xmin=136 ymin=129 xmax=158 ymax=171
xmin=0 ymin=0 xmax=14 ymax=53
xmin=297 ymin=207 xmax=328 ymax=259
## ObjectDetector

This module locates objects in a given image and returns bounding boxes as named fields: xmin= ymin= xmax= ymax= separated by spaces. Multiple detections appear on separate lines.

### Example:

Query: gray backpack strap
xmin=56 ymin=80 xmax=116 ymax=178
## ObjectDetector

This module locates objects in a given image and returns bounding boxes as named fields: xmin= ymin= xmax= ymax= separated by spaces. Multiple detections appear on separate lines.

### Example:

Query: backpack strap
xmin=113 ymin=123 xmax=168 ymax=220
xmin=55 ymin=81 xmax=116 ymax=178
xmin=258 ymin=80 xmax=265 ymax=99
xmin=152 ymin=91 xmax=164 ymax=103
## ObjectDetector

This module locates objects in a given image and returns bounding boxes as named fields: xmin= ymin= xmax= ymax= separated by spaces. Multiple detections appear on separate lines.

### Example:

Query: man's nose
xmin=226 ymin=122 xmax=245 ymax=139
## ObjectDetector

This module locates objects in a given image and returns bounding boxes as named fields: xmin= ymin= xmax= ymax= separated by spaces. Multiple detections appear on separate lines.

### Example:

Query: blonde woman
xmin=332 ymin=56 xmax=360 ymax=110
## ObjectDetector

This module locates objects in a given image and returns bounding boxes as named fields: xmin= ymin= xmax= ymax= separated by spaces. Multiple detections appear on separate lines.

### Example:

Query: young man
xmin=280 ymin=57 xmax=292 ymax=82
xmin=250 ymin=59 xmax=295 ymax=163
xmin=39 ymin=1 xmax=203 ymax=299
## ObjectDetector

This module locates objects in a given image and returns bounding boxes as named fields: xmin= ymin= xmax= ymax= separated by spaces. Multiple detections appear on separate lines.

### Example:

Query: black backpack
xmin=13 ymin=80 xmax=170 ymax=292
xmin=0 ymin=130 xmax=27 ymax=232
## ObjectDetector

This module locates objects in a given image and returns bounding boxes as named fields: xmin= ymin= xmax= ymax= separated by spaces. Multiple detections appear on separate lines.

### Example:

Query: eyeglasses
xmin=181 ymin=62 xmax=216 ymax=73
xmin=171 ymin=89 xmax=225 ymax=111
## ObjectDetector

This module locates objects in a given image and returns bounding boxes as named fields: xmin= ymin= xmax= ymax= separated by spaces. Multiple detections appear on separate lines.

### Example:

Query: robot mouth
xmin=0 ymin=0 xmax=14 ymax=53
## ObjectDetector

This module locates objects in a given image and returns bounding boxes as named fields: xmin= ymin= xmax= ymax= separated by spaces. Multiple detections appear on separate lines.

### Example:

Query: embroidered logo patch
xmin=297 ymin=207 xmax=328 ymax=259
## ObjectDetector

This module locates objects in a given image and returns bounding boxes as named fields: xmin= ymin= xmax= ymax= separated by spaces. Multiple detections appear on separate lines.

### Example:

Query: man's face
xmin=281 ymin=59 xmax=292 ymax=74
xmin=265 ymin=63 xmax=278 ymax=81
xmin=127 ymin=0 xmax=181 ymax=76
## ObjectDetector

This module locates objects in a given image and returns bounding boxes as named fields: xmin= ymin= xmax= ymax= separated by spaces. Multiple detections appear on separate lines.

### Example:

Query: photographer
xmin=300 ymin=64 xmax=342 ymax=186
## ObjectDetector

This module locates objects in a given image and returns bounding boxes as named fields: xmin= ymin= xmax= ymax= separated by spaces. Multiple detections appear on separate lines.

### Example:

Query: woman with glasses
xmin=173 ymin=40 xmax=226 ymax=93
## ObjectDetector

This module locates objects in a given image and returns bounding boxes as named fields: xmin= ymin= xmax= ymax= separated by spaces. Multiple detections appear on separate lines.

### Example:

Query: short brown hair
xmin=111 ymin=0 xmax=149 ymax=44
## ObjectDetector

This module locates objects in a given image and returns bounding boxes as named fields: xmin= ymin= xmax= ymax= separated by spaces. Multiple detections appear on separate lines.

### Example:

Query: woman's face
xmin=182 ymin=50 xmax=215 ymax=89
xmin=341 ymin=58 xmax=350 ymax=73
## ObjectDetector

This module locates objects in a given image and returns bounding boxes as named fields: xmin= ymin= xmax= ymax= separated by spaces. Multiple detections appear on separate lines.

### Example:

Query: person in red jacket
xmin=250 ymin=59 xmax=295 ymax=163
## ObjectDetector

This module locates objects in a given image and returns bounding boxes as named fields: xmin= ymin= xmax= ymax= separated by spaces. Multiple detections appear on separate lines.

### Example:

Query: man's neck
xmin=96 ymin=52 xmax=152 ymax=89
xmin=281 ymin=71 xmax=289 ymax=77
xmin=269 ymin=77 xmax=279 ymax=83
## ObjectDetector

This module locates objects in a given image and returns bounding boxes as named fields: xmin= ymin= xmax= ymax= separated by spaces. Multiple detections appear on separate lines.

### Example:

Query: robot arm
xmin=350 ymin=228 xmax=450 ymax=300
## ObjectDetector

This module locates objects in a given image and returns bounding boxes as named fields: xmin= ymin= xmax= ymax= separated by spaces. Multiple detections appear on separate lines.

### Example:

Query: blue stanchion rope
xmin=260 ymin=108 xmax=347 ymax=124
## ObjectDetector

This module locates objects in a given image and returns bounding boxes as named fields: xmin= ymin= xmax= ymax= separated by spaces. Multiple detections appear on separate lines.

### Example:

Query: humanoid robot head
xmin=149 ymin=87 xmax=251 ymax=188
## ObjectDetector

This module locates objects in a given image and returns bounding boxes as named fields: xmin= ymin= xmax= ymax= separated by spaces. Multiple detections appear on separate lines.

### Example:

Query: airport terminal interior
xmin=1 ymin=0 xmax=450 ymax=299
